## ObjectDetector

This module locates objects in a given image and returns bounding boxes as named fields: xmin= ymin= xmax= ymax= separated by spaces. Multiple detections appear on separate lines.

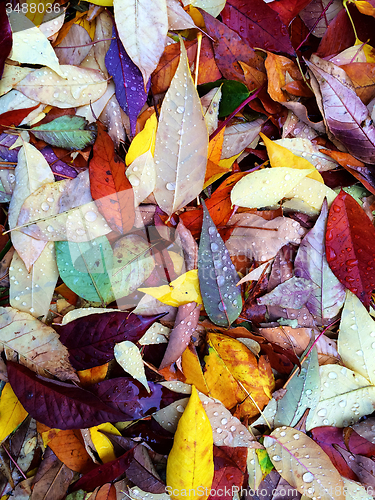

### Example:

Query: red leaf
xmin=7 ymin=362 xmax=126 ymax=430
xmin=267 ymin=0 xmax=312 ymax=26
xmin=209 ymin=446 xmax=247 ymax=500
xmin=221 ymin=0 xmax=295 ymax=56
xmin=0 ymin=106 xmax=40 ymax=135
xmin=0 ymin=3 xmax=12 ymax=79
xmin=70 ymin=448 xmax=135 ymax=492
xmin=57 ymin=312 xmax=165 ymax=370
xmin=89 ymin=123 xmax=135 ymax=233
xmin=326 ymin=190 xmax=375 ymax=308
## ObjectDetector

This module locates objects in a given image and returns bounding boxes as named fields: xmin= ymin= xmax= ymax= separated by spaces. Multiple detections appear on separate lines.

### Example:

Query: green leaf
xmin=31 ymin=116 xmax=97 ymax=150
xmin=111 ymin=234 xmax=155 ymax=301
xmin=274 ymin=347 xmax=320 ymax=427
xmin=198 ymin=200 xmax=241 ymax=327
xmin=199 ymin=79 xmax=250 ymax=118
xmin=55 ymin=236 xmax=114 ymax=304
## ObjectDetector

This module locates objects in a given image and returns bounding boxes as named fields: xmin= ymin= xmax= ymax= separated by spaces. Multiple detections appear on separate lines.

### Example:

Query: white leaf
xmin=15 ymin=171 xmax=111 ymax=242
xmin=201 ymin=87 xmax=222 ymax=136
xmin=114 ymin=0 xmax=168 ymax=85
xmin=231 ymin=167 xmax=314 ymax=208
xmin=0 ymin=307 xmax=77 ymax=380
xmin=167 ymin=0 xmax=197 ymax=30
xmin=16 ymin=65 xmax=107 ymax=108
xmin=306 ymin=364 xmax=375 ymax=430
xmin=114 ymin=341 xmax=150 ymax=392
xmin=338 ymin=290 xmax=375 ymax=385
xmin=8 ymin=143 xmax=54 ymax=271
xmin=126 ymin=150 xmax=156 ymax=207
xmin=181 ymin=0 xmax=226 ymax=17
xmin=154 ymin=39 xmax=209 ymax=216
xmin=0 ymin=65 xmax=32 ymax=97
xmin=8 ymin=14 xmax=63 ymax=76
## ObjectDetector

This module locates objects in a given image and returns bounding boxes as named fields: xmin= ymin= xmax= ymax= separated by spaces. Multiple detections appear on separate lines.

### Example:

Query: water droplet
xmin=356 ymin=350 xmax=363 ymax=356
xmin=272 ymin=455 xmax=281 ymax=462
xmin=230 ymin=426 xmax=236 ymax=432
xmin=208 ymin=226 xmax=216 ymax=235
xmin=85 ymin=211 xmax=97 ymax=222
xmin=280 ymin=431 xmax=286 ymax=437
xmin=218 ymin=302 xmax=226 ymax=312
xmin=293 ymin=433 xmax=300 ymax=440
xmin=128 ymin=174 xmax=140 ymax=187
xmin=211 ymin=242 xmax=219 ymax=252
xmin=176 ymin=106 xmax=184 ymax=114
xmin=302 ymin=472 xmax=314 ymax=483
xmin=47 ymin=225 xmax=54 ymax=232
xmin=76 ymin=228 xmax=86 ymax=236
xmin=305 ymin=389 xmax=312 ymax=396
xmin=328 ymin=371 xmax=337 ymax=379
xmin=284 ymin=174 xmax=291 ymax=180
xmin=216 ymin=428 xmax=223 ymax=434
xmin=221 ymin=418 xmax=228 ymax=425
xmin=317 ymin=408 xmax=327 ymax=417
xmin=166 ymin=182 xmax=175 ymax=191
xmin=176 ymin=405 xmax=184 ymax=412
xmin=217 ymin=275 xmax=225 ymax=287
xmin=41 ymin=202 xmax=50 ymax=211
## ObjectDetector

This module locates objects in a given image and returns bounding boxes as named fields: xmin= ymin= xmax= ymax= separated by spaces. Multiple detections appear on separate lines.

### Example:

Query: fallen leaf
xmin=113 ymin=0 xmax=168 ymax=86
xmin=31 ymin=447 xmax=74 ymax=500
xmin=166 ymin=386 xmax=214 ymax=500
xmin=114 ymin=340 xmax=149 ymax=392
xmin=89 ymin=123 xmax=135 ymax=233
xmin=31 ymin=116 xmax=97 ymax=150
xmin=0 ymin=383 xmax=28 ymax=444
xmin=153 ymin=38 xmax=208 ymax=216
xmin=325 ymin=189 xmax=375 ymax=308
xmin=0 ymin=307 xmax=77 ymax=380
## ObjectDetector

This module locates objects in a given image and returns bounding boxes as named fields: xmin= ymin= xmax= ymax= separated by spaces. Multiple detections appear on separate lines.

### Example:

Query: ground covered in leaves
xmin=2 ymin=0 xmax=375 ymax=498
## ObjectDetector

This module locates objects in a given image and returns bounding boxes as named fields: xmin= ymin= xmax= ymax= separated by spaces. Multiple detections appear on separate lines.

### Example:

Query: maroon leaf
xmin=70 ymin=447 xmax=135 ymax=492
xmin=334 ymin=445 xmax=375 ymax=488
xmin=0 ymin=3 xmax=12 ymax=79
xmin=7 ymin=362 xmax=125 ymax=430
xmin=89 ymin=377 xmax=184 ymax=419
xmin=121 ymin=419 xmax=174 ymax=455
xmin=57 ymin=312 xmax=165 ymax=370
xmin=221 ymin=0 xmax=295 ymax=56
xmin=326 ymin=190 xmax=375 ymax=308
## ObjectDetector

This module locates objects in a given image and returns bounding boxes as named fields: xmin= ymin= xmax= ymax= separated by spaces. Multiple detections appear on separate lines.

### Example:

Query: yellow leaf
xmin=89 ymin=0 xmax=113 ymax=4
xmin=75 ymin=17 xmax=96 ymax=41
xmin=285 ymin=177 xmax=337 ymax=210
xmin=260 ymin=133 xmax=323 ymax=183
xmin=231 ymin=167 xmax=314 ymax=208
xmin=0 ymin=383 xmax=28 ymax=444
xmin=166 ymin=386 xmax=214 ymax=500
xmin=25 ymin=0 xmax=50 ymax=26
xmin=126 ymin=113 xmax=158 ymax=165
xmin=90 ymin=423 xmax=121 ymax=463
xmin=139 ymin=270 xmax=203 ymax=307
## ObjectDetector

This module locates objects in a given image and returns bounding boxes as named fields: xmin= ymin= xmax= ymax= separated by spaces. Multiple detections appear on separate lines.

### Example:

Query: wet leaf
xmin=325 ymin=190 xmax=375 ymax=308
xmin=198 ymin=201 xmax=241 ymax=327
xmin=55 ymin=236 xmax=114 ymax=305
xmin=153 ymin=38 xmax=208 ymax=216
xmin=31 ymin=116 xmax=97 ymax=150
xmin=31 ymin=447 xmax=74 ymax=500
xmin=114 ymin=340 xmax=149 ymax=392
xmin=89 ymin=123 xmax=135 ymax=233
xmin=105 ymin=29 xmax=151 ymax=136
xmin=57 ymin=311 xmax=164 ymax=370
xmin=0 ymin=4 xmax=12 ymax=79
xmin=294 ymin=199 xmax=346 ymax=324
xmin=264 ymin=427 xmax=345 ymax=499
xmin=166 ymin=386 xmax=214 ymax=500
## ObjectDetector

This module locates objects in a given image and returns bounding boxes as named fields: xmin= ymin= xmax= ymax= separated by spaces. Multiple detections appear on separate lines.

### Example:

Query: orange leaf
xmin=95 ymin=484 xmax=117 ymax=500
xmin=265 ymin=52 xmax=304 ymax=103
xmin=340 ymin=62 xmax=375 ymax=104
xmin=89 ymin=123 xmax=135 ymax=234
xmin=37 ymin=424 xmax=94 ymax=474
xmin=77 ymin=364 xmax=109 ymax=387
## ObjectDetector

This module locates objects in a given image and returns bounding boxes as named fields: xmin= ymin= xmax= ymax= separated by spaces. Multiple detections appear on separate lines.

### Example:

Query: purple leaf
xmin=70 ymin=447 xmax=135 ymax=492
xmin=105 ymin=28 xmax=150 ymax=137
xmin=57 ymin=312 xmax=165 ymax=370
xmin=7 ymin=362 xmax=126 ymax=430
xmin=307 ymin=54 xmax=375 ymax=164
xmin=0 ymin=133 xmax=19 ymax=162
xmin=0 ymin=3 xmax=12 ymax=78
xmin=89 ymin=377 xmax=185 ymax=419
xmin=257 ymin=277 xmax=318 ymax=309
xmin=294 ymin=199 xmax=346 ymax=324
xmin=40 ymin=146 xmax=77 ymax=181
